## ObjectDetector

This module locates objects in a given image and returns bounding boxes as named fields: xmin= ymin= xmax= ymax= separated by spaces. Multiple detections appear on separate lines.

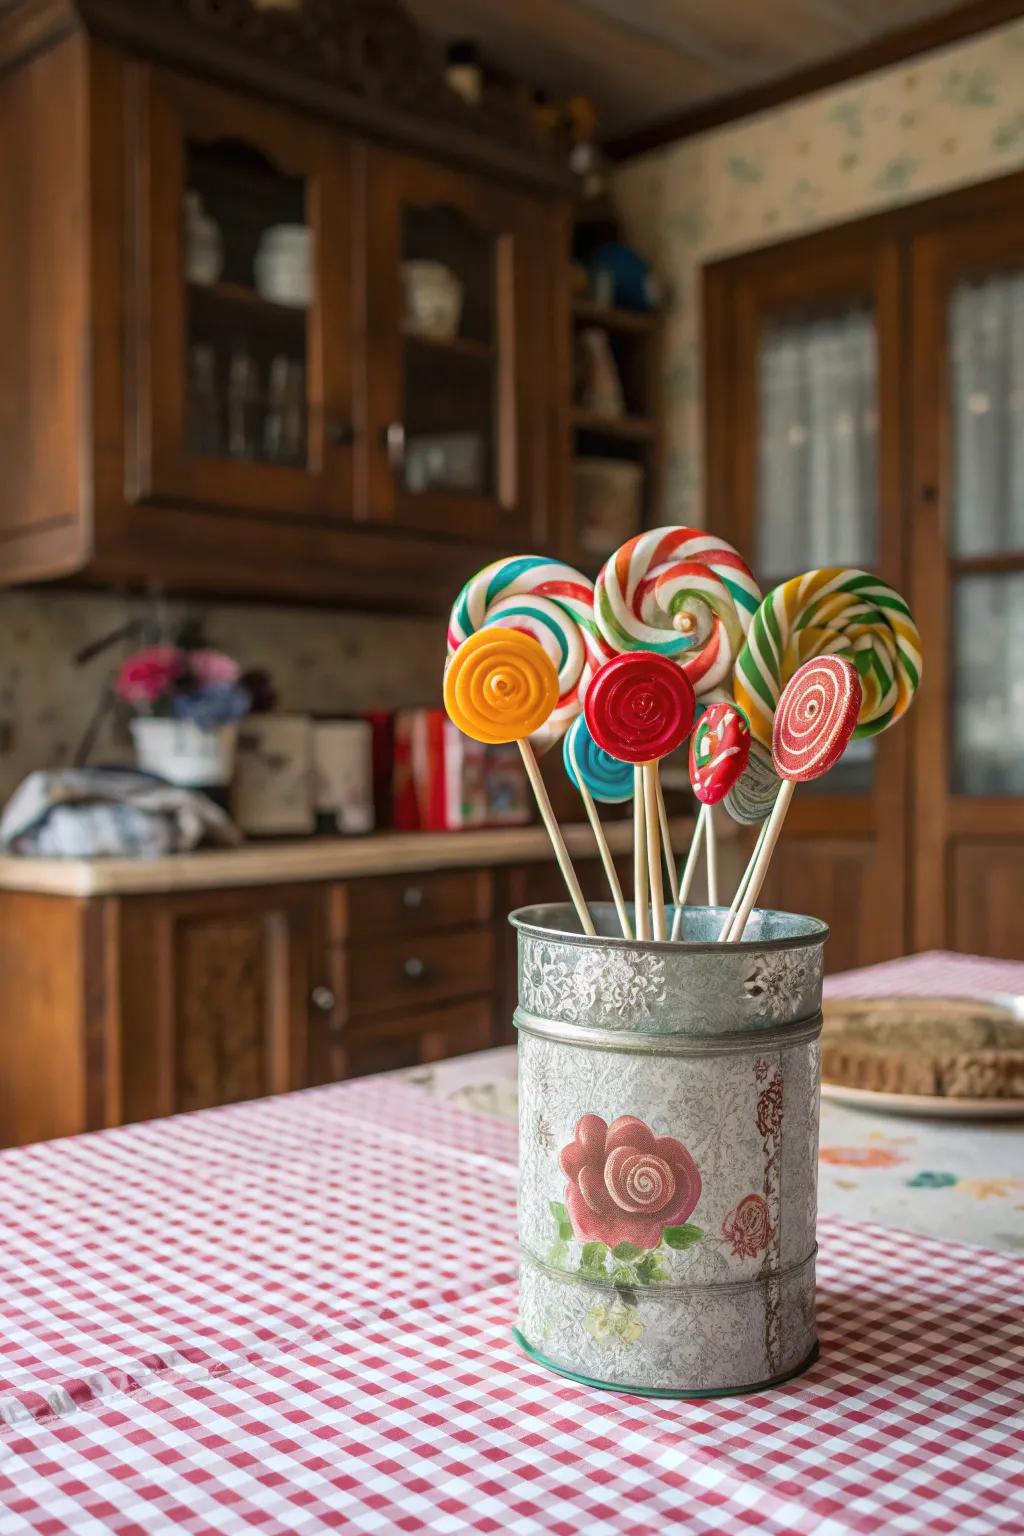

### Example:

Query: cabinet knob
xmin=311 ymin=985 xmax=336 ymax=1013
xmin=329 ymin=420 xmax=355 ymax=447
xmin=403 ymin=956 xmax=426 ymax=982
xmin=402 ymin=884 xmax=424 ymax=910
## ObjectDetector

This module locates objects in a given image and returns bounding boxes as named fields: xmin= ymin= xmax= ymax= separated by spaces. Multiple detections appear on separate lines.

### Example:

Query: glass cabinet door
xmin=705 ymin=236 xmax=908 ymax=967
xmin=130 ymin=69 xmax=353 ymax=518
xmin=948 ymin=270 xmax=1024 ymax=796
xmin=363 ymin=148 xmax=547 ymax=543
xmin=911 ymin=206 xmax=1024 ymax=954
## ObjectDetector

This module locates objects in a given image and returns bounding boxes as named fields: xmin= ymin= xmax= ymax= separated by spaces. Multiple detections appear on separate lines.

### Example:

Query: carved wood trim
xmin=0 ymin=0 xmax=571 ymax=188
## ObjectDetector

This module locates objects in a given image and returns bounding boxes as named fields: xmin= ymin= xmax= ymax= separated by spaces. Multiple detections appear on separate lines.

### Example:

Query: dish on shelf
xmin=401 ymin=260 xmax=464 ymax=340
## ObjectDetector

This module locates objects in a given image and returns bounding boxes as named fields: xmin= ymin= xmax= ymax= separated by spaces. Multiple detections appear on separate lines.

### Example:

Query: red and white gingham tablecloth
xmin=0 ymin=953 xmax=1022 ymax=1535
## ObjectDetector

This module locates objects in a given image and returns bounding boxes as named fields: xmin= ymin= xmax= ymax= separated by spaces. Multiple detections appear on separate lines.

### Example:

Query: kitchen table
xmin=0 ymin=951 xmax=1021 ymax=1535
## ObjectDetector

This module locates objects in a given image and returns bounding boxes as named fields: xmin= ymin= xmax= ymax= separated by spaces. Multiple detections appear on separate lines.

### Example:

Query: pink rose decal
xmin=559 ymin=1114 xmax=701 ymax=1252
xmin=114 ymin=645 xmax=185 ymax=706
xmin=721 ymin=1194 xmax=771 ymax=1258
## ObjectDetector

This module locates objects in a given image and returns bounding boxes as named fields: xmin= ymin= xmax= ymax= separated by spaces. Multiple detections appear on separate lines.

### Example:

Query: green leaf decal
xmin=635 ymin=1252 xmax=668 ymax=1285
xmin=580 ymin=1242 xmax=608 ymax=1277
xmin=612 ymin=1242 xmax=643 ymax=1261
xmin=662 ymin=1224 xmax=704 ymax=1250
xmin=549 ymin=1200 xmax=572 ymax=1241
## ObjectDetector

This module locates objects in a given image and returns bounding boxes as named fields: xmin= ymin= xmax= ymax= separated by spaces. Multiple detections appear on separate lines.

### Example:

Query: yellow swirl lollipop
xmin=443 ymin=628 xmax=559 ymax=745
xmin=443 ymin=627 xmax=595 ymax=935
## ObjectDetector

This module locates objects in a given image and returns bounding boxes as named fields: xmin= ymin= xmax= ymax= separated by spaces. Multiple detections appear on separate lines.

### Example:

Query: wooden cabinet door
xmin=361 ymin=145 xmax=550 ymax=543
xmin=705 ymin=231 xmax=910 ymax=967
xmin=910 ymin=204 xmax=1024 ymax=955
xmin=128 ymin=67 xmax=354 ymax=519
xmin=118 ymin=884 xmax=326 ymax=1119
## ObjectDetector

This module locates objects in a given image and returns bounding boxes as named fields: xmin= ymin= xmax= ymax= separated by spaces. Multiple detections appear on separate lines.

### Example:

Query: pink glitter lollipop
xmin=673 ymin=702 xmax=752 ymax=932
xmin=721 ymin=657 xmax=862 ymax=943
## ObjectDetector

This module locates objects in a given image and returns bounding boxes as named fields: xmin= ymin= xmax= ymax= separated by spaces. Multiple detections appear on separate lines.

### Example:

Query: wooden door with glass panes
xmin=362 ymin=146 xmax=549 ymax=543
xmin=911 ymin=212 xmax=1024 ymax=959
xmin=129 ymin=68 xmax=354 ymax=518
xmin=706 ymin=234 xmax=909 ymax=971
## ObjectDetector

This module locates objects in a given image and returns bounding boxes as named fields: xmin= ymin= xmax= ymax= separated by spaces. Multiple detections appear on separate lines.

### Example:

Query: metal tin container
xmin=512 ymin=902 xmax=828 ymax=1398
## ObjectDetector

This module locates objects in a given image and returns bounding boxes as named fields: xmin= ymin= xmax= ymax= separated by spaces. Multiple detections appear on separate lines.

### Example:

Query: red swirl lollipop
xmin=584 ymin=652 xmax=696 ymax=764
xmin=584 ymin=653 xmax=695 ymax=944
xmin=772 ymin=655 xmax=862 ymax=782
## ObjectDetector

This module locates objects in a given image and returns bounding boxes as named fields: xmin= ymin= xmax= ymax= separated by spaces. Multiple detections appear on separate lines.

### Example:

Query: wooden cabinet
xmin=130 ymin=68 xmax=355 ymax=522
xmin=0 ymin=843 xmax=661 ymax=1148
xmin=704 ymin=170 xmax=1024 ymax=964
xmin=0 ymin=4 xmax=573 ymax=607
xmin=362 ymin=147 xmax=553 ymax=545
xmin=117 ymin=885 xmax=324 ymax=1121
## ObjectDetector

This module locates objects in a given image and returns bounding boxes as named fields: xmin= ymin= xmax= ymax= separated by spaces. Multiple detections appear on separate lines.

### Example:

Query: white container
xmin=184 ymin=192 xmax=223 ymax=286
xmin=255 ymin=224 xmax=313 ymax=308
xmin=313 ymin=721 xmax=374 ymax=834
xmin=231 ymin=714 xmax=315 ymax=835
xmin=131 ymin=718 xmax=238 ymax=788
xmin=402 ymin=260 xmax=464 ymax=339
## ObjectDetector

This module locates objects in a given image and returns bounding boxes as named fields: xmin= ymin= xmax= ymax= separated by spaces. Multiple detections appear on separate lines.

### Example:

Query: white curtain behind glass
xmin=951 ymin=272 xmax=1024 ymax=554
xmin=757 ymin=309 xmax=877 ymax=578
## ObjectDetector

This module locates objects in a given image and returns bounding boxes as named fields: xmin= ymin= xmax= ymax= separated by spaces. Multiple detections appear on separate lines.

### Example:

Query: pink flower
xmin=558 ymin=1114 xmax=701 ymax=1251
xmin=188 ymin=649 xmax=241 ymax=686
xmin=722 ymin=1194 xmax=771 ymax=1258
xmin=114 ymin=645 xmax=185 ymax=707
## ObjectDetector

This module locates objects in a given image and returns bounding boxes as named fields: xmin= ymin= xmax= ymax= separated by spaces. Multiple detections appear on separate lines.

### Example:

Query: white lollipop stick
xmin=633 ymin=766 xmax=650 ymax=941
xmin=706 ymin=808 xmax=719 ymax=908
xmin=568 ymin=735 xmax=632 ymax=941
xmin=643 ymin=761 xmax=667 ymax=941
xmin=718 ymin=819 xmax=769 ymax=941
xmin=655 ymin=777 xmax=677 ymax=906
xmin=517 ymin=740 xmax=596 ymax=937
xmin=669 ymin=805 xmax=707 ymax=941
xmin=719 ymin=780 xmax=795 ymax=943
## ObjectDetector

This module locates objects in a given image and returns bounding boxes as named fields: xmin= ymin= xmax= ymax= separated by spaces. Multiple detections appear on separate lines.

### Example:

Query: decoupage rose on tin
xmin=512 ymin=902 xmax=828 ymax=1397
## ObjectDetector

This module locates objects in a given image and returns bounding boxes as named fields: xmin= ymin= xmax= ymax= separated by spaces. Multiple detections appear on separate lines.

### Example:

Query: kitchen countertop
xmin=0 ymin=817 xmax=697 ymax=897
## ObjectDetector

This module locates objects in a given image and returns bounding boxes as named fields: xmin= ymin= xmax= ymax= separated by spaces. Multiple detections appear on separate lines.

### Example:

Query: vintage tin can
xmin=512 ymin=902 xmax=828 ymax=1398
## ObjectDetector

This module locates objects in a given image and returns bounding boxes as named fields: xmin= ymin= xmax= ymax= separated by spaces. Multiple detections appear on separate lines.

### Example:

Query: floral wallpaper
xmin=612 ymin=17 xmax=1024 ymax=520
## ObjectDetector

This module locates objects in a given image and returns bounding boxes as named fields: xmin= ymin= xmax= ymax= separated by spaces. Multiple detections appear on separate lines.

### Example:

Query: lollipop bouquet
xmin=442 ymin=533 xmax=922 ymax=1397
xmin=443 ymin=536 xmax=921 ymax=944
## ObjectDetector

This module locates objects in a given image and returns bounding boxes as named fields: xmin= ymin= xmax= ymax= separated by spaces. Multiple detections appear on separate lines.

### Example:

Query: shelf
xmin=571 ymin=408 xmax=656 ymax=442
xmin=403 ymin=330 xmax=495 ymax=363
xmin=188 ymin=281 xmax=307 ymax=331
xmin=572 ymin=300 xmax=658 ymax=335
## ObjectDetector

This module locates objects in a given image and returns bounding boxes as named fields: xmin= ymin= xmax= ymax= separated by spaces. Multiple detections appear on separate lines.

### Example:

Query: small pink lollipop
xmin=720 ymin=657 xmax=861 ymax=943
xmin=671 ymin=703 xmax=751 ymax=936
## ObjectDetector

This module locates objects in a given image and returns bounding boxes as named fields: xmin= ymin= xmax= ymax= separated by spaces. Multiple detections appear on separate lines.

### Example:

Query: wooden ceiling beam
xmin=607 ymin=0 xmax=1024 ymax=158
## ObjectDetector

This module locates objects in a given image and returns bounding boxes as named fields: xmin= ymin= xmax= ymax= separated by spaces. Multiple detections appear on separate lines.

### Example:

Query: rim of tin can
xmin=509 ymin=901 xmax=829 ymax=954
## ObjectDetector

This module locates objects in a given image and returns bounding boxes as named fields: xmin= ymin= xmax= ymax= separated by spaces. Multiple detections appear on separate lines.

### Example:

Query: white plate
xmin=820 ymin=1080 xmax=1024 ymax=1120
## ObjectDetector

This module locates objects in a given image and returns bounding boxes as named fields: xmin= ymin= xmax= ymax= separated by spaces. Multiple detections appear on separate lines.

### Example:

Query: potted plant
xmin=116 ymin=643 xmax=252 ymax=789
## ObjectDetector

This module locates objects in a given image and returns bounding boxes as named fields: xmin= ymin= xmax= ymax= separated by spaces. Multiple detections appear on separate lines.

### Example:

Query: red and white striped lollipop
xmin=719 ymin=656 xmax=862 ymax=944
xmin=772 ymin=655 xmax=862 ymax=782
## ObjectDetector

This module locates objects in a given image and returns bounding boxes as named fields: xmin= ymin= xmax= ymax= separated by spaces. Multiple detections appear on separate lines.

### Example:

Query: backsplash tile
xmin=0 ymin=589 xmax=444 ymax=806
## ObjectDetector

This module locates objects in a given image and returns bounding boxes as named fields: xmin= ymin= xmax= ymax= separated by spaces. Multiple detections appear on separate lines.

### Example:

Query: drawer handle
xmin=311 ymin=985 xmax=336 ymax=1014
xmin=402 ymin=885 xmax=424 ymax=910
xmin=403 ymin=956 xmax=426 ymax=982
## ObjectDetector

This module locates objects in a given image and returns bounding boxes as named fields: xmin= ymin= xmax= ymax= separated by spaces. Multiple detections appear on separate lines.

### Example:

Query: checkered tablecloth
xmin=1 ymin=965 xmax=1023 ymax=1533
